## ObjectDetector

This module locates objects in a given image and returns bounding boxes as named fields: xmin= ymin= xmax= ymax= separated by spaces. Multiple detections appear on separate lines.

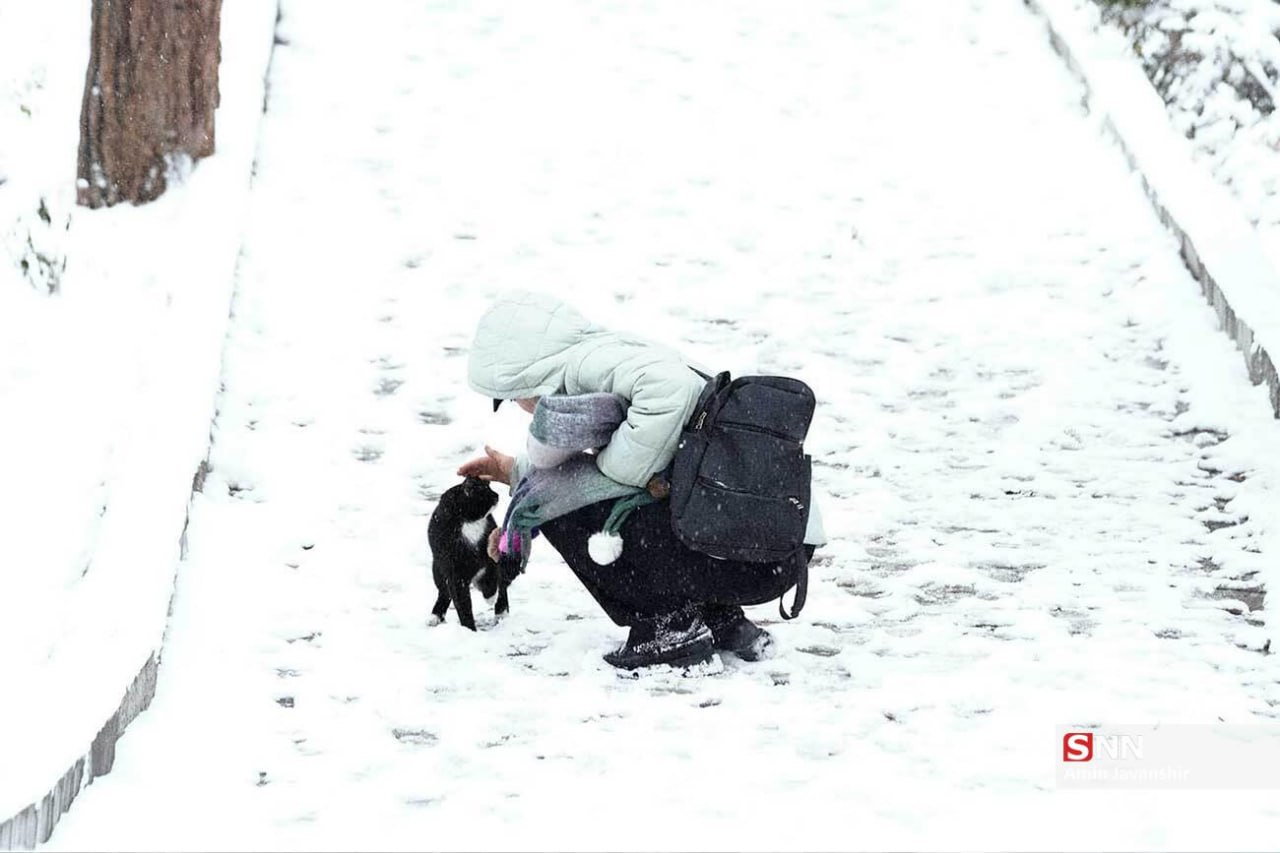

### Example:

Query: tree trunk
xmin=77 ymin=0 xmax=223 ymax=209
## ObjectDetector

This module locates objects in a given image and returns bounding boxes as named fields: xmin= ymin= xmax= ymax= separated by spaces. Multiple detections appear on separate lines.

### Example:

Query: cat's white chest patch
xmin=461 ymin=518 xmax=489 ymax=547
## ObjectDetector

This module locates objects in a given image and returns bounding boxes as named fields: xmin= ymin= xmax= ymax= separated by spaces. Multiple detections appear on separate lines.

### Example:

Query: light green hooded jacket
xmin=467 ymin=291 xmax=706 ymax=489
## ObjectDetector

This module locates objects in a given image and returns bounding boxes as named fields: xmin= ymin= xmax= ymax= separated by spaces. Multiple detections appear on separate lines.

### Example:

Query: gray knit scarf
xmin=496 ymin=393 xmax=656 ymax=568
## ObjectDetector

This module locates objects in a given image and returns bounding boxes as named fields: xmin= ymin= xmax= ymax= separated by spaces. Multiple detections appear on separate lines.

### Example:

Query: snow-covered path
xmin=47 ymin=1 xmax=1280 ymax=850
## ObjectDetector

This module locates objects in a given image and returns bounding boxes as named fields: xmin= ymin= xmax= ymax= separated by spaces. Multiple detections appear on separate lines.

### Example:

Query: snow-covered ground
xmin=0 ymin=0 xmax=100 ymax=689
xmin=1079 ymin=0 xmax=1280 ymax=273
xmin=0 ymin=0 xmax=275 ymax=829
xmin=31 ymin=0 xmax=1280 ymax=849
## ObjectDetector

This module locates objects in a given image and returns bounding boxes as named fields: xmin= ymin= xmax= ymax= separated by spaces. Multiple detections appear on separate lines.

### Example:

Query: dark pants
xmin=539 ymin=499 xmax=812 ymax=627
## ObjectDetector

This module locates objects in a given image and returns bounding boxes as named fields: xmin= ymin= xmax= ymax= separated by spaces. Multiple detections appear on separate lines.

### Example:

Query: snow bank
xmin=1084 ymin=0 xmax=1280 ymax=274
xmin=1027 ymin=0 xmax=1280 ymax=421
xmin=0 ymin=0 xmax=278 ymax=845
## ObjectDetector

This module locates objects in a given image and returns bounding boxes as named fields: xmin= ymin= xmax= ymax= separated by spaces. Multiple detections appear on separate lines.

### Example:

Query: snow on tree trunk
xmin=76 ymin=0 xmax=223 ymax=209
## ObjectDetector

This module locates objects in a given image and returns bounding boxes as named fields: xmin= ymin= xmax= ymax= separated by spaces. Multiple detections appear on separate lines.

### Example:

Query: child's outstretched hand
xmin=457 ymin=444 xmax=514 ymax=485
xmin=487 ymin=527 xmax=502 ymax=562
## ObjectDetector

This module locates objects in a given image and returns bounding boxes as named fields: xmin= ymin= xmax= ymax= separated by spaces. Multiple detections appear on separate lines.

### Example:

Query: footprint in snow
xmin=353 ymin=445 xmax=383 ymax=462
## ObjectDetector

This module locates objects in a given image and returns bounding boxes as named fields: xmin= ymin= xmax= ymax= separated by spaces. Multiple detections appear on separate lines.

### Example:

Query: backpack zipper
xmin=696 ymin=475 xmax=805 ymax=500
xmin=696 ymin=475 xmax=755 ymax=495
xmin=716 ymin=420 xmax=800 ymax=444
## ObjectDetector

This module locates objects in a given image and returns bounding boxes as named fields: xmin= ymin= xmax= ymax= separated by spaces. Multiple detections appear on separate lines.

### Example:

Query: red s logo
xmin=1063 ymin=732 xmax=1094 ymax=762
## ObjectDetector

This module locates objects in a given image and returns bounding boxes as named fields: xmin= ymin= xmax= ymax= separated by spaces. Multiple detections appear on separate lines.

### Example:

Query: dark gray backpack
xmin=668 ymin=371 xmax=816 ymax=618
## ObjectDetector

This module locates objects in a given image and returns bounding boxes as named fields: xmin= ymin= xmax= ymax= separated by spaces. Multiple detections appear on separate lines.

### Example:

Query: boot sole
xmin=604 ymin=638 xmax=716 ymax=671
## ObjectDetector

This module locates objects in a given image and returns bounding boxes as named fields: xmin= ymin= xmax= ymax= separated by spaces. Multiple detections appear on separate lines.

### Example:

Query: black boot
xmin=603 ymin=606 xmax=714 ymax=670
xmin=704 ymin=604 xmax=774 ymax=662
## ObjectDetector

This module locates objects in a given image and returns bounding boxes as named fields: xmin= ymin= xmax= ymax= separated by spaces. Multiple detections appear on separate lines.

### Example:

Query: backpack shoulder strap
xmin=689 ymin=364 xmax=713 ymax=381
xmin=778 ymin=547 xmax=809 ymax=620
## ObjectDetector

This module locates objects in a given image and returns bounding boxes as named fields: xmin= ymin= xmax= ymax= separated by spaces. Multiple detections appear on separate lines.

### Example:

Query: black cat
xmin=428 ymin=476 xmax=520 ymax=630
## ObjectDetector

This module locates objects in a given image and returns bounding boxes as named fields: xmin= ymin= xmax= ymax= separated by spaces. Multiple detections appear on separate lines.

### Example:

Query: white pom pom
xmin=588 ymin=531 xmax=624 ymax=565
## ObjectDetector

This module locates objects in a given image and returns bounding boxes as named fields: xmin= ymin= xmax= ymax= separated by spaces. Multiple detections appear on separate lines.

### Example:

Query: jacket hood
xmin=467 ymin=291 xmax=604 ymax=400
